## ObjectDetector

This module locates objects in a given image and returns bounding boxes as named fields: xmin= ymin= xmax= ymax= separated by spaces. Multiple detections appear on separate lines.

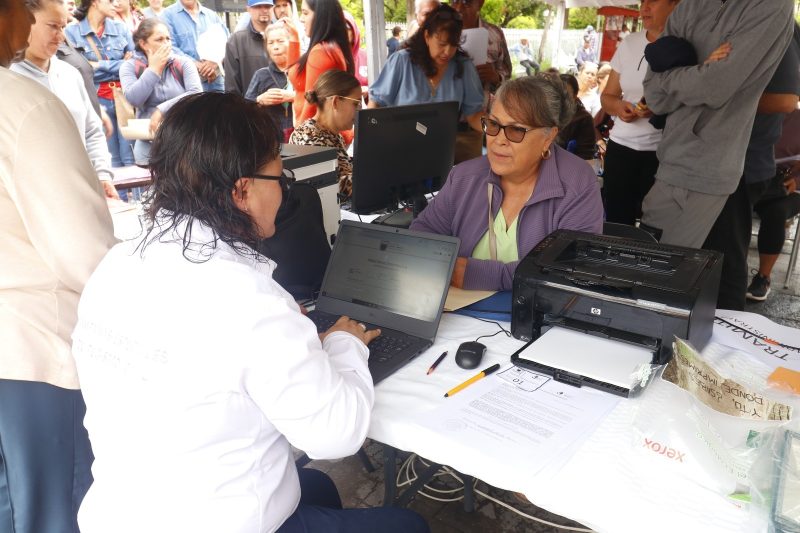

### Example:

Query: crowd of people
xmin=2 ymin=0 xmax=800 ymax=531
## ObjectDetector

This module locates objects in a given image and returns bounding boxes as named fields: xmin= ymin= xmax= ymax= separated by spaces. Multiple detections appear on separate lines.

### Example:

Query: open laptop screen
xmin=321 ymin=224 xmax=456 ymax=322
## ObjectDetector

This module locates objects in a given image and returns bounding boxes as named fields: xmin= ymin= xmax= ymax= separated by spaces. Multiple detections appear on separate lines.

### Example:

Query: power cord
xmin=396 ymin=454 xmax=593 ymax=532
xmin=472 ymin=317 xmax=512 ymax=344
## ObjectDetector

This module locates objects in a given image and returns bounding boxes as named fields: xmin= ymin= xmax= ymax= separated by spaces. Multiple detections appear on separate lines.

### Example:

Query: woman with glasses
xmin=290 ymin=70 xmax=361 ymax=199
xmin=71 ymin=93 xmax=429 ymax=533
xmin=410 ymin=76 xmax=604 ymax=291
xmin=367 ymin=4 xmax=484 ymax=155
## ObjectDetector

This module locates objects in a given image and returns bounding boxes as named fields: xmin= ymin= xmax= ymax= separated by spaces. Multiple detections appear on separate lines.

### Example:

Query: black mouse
xmin=455 ymin=341 xmax=486 ymax=369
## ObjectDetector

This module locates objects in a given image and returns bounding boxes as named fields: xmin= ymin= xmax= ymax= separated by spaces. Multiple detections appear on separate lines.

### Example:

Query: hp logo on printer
xmin=590 ymin=307 xmax=602 ymax=315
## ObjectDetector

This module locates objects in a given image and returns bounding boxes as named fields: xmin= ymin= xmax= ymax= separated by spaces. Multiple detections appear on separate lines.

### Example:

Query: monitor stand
xmin=371 ymin=195 xmax=428 ymax=229
xmin=373 ymin=209 xmax=413 ymax=228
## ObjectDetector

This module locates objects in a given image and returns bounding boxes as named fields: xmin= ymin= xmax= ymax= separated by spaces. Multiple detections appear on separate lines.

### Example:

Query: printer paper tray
xmin=510 ymin=327 xmax=655 ymax=398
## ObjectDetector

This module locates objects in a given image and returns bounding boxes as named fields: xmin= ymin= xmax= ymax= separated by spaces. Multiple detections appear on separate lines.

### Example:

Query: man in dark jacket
xmin=223 ymin=0 xmax=273 ymax=96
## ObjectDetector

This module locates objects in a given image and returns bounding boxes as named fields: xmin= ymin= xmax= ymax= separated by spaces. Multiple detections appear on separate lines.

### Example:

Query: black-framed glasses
xmin=481 ymin=116 xmax=539 ymax=143
xmin=250 ymin=167 xmax=296 ymax=196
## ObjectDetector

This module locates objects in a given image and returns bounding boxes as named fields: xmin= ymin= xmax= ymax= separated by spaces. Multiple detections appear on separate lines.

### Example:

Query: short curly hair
xmin=139 ymin=93 xmax=282 ymax=262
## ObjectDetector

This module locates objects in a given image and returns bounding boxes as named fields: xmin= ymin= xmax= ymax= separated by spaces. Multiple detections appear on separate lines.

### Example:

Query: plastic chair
xmin=602 ymin=221 xmax=659 ymax=243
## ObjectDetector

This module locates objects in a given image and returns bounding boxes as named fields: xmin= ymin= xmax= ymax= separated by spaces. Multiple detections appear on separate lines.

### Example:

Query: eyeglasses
xmin=330 ymin=95 xmax=362 ymax=109
xmin=481 ymin=117 xmax=542 ymax=143
xmin=249 ymin=167 xmax=296 ymax=197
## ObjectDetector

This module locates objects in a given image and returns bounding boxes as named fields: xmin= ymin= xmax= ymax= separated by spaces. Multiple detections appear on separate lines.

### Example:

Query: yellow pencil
xmin=444 ymin=363 xmax=500 ymax=397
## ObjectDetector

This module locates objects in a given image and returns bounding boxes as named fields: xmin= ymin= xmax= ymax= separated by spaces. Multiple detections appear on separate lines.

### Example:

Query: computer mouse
xmin=455 ymin=341 xmax=487 ymax=369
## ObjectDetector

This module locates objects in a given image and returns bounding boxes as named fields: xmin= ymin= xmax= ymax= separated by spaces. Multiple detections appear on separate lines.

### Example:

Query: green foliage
xmin=383 ymin=0 xmax=406 ymax=22
xmin=567 ymin=7 xmax=597 ymax=30
xmin=481 ymin=0 xmax=541 ymax=28
xmin=339 ymin=0 xmax=364 ymax=21
xmin=506 ymin=15 xmax=537 ymax=30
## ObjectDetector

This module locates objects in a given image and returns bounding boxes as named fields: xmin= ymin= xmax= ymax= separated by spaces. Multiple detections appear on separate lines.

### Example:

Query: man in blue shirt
xmin=386 ymin=26 xmax=401 ymax=56
xmin=163 ymin=0 xmax=229 ymax=92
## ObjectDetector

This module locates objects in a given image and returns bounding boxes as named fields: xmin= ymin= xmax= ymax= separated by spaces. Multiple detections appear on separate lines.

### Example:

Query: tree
xmin=567 ymin=7 xmax=597 ymax=30
xmin=481 ymin=0 xmax=541 ymax=28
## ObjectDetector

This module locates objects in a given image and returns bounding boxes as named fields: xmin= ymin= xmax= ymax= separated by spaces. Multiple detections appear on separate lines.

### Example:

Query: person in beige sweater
xmin=0 ymin=0 xmax=117 ymax=530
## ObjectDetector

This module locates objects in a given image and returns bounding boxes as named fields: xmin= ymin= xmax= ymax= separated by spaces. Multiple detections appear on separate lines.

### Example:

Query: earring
xmin=541 ymin=146 xmax=552 ymax=160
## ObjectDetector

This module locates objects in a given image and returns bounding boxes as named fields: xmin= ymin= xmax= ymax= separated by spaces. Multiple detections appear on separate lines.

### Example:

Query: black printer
xmin=511 ymin=230 xmax=722 ymax=366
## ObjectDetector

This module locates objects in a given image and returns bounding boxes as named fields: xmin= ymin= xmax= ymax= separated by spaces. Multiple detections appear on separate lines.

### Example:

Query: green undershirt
xmin=472 ymin=208 xmax=520 ymax=263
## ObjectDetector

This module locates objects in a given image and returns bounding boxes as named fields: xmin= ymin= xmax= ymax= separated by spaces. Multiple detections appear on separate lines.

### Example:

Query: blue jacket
xmin=65 ymin=18 xmax=134 ymax=83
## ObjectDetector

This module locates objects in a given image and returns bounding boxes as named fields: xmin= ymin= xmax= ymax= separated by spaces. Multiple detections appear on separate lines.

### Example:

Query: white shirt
xmin=72 ymin=215 xmax=374 ymax=533
xmin=609 ymin=31 xmax=663 ymax=152
xmin=0 ymin=68 xmax=115 ymax=389
xmin=579 ymin=89 xmax=602 ymax=118
xmin=11 ymin=57 xmax=114 ymax=181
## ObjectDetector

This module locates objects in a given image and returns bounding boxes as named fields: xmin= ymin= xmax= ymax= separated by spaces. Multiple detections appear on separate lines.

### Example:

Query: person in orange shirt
xmin=281 ymin=0 xmax=353 ymax=127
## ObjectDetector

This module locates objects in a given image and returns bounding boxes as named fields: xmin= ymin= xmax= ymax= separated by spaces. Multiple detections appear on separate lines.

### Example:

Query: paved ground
xmin=303 ymin=221 xmax=800 ymax=532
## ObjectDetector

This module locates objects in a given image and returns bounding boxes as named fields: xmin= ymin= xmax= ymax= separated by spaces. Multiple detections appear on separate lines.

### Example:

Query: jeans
xmin=98 ymin=96 xmax=134 ymax=167
xmin=133 ymin=139 xmax=152 ymax=166
xmin=202 ymin=75 xmax=225 ymax=93
xmin=277 ymin=468 xmax=430 ymax=533
xmin=520 ymin=59 xmax=539 ymax=76
xmin=0 ymin=379 xmax=93 ymax=533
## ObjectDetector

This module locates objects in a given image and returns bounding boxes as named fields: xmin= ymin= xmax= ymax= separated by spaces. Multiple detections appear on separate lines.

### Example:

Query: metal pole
xmin=363 ymin=0 xmax=387 ymax=84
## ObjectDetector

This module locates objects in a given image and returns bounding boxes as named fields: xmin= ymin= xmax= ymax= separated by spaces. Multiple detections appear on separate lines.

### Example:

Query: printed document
xmin=417 ymin=365 xmax=620 ymax=475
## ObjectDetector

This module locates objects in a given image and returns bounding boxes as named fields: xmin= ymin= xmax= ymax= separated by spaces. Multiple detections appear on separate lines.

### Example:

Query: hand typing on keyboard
xmin=319 ymin=316 xmax=381 ymax=346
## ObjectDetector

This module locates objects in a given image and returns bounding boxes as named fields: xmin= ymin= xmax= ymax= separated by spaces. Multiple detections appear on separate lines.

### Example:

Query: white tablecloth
xmin=369 ymin=312 xmax=765 ymax=533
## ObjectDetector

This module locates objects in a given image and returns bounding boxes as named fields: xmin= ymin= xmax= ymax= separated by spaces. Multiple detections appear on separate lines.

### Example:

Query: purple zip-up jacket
xmin=410 ymin=146 xmax=603 ymax=290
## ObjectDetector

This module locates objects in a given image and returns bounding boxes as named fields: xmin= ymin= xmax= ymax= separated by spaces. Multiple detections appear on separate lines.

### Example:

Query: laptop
xmin=308 ymin=220 xmax=460 ymax=383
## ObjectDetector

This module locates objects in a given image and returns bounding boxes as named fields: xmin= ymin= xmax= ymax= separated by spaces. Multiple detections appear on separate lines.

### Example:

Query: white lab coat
xmin=72 ymin=213 xmax=374 ymax=532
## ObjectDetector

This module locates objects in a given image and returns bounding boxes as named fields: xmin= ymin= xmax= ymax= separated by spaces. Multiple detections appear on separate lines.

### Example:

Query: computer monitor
xmin=350 ymin=101 xmax=459 ymax=217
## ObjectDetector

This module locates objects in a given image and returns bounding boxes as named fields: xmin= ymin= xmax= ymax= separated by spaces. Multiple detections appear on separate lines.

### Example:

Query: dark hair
xmin=304 ymin=69 xmax=360 ymax=108
xmin=139 ymin=93 xmax=281 ymax=261
xmin=133 ymin=18 xmax=166 ymax=53
xmin=402 ymin=4 xmax=466 ymax=78
xmin=296 ymin=0 xmax=354 ymax=75
xmin=73 ymin=0 xmax=91 ymax=20
xmin=494 ymin=75 xmax=575 ymax=131
xmin=559 ymin=73 xmax=578 ymax=99
xmin=392 ymin=26 xmax=401 ymax=36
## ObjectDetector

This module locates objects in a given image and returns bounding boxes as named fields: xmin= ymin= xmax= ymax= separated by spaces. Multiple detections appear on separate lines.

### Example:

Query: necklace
xmin=428 ymin=76 xmax=438 ymax=97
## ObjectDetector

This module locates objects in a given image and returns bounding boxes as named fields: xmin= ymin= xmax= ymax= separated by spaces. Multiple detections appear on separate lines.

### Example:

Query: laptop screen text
xmin=321 ymin=226 xmax=455 ymax=322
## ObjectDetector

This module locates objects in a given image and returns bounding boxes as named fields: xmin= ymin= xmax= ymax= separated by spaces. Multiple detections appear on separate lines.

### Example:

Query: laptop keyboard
xmin=308 ymin=312 xmax=412 ymax=362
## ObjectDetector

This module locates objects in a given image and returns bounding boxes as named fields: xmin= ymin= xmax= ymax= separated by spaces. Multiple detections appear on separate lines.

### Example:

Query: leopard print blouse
xmin=289 ymin=119 xmax=353 ymax=198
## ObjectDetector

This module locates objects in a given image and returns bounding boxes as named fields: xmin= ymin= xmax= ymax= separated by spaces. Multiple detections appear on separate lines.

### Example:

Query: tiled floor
xmin=303 ymin=224 xmax=800 ymax=532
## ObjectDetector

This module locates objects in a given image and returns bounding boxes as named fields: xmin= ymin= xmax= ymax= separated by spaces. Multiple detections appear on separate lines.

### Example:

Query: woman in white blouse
xmin=71 ymin=93 xmax=430 ymax=533
xmin=11 ymin=0 xmax=119 ymax=198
